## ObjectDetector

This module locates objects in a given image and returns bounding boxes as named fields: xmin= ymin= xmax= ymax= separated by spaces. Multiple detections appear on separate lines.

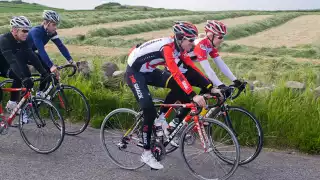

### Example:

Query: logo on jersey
xmin=200 ymin=44 xmax=206 ymax=50
xmin=129 ymin=75 xmax=137 ymax=83
xmin=129 ymin=75 xmax=143 ymax=99
xmin=139 ymin=38 xmax=162 ymax=49
xmin=134 ymin=83 xmax=143 ymax=99
xmin=182 ymin=80 xmax=190 ymax=90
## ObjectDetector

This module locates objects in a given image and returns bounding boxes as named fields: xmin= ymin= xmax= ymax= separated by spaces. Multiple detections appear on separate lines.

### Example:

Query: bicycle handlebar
xmin=31 ymin=63 xmax=77 ymax=78
xmin=191 ymin=93 xmax=222 ymax=116
xmin=57 ymin=64 xmax=77 ymax=77
xmin=230 ymin=81 xmax=247 ymax=100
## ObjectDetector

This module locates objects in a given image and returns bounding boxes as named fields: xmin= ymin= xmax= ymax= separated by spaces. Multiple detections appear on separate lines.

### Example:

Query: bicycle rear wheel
xmin=19 ymin=98 xmax=65 ymax=154
xmin=100 ymin=108 xmax=145 ymax=170
xmin=180 ymin=118 xmax=240 ymax=180
xmin=51 ymin=85 xmax=90 ymax=136
xmin=213 ymin=106 xmax=263 ymax=165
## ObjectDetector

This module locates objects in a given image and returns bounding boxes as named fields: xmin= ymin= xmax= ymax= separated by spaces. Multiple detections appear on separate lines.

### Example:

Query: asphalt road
xmin=0 ymin=126 xmax=319 ymax=180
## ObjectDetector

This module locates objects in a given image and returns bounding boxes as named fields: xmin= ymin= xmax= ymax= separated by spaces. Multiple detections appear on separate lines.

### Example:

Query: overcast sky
xmin=22 ymin=0 xmax=320 ymax=11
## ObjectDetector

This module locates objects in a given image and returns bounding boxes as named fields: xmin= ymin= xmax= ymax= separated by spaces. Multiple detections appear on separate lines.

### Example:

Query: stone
xmin=285 ymin=81 xmax=305 ymax=91
xmin=102 ymin=62 xmax=119 ymax=77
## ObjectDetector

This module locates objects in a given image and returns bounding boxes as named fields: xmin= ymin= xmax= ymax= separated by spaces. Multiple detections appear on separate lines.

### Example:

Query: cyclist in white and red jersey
xmin=157 ymin=20 xmax=244 ymax=147
xmin=189 ymin=20 xmax=243 ymax=89
xmin=125 ymin=21 xmax=222 ymax=170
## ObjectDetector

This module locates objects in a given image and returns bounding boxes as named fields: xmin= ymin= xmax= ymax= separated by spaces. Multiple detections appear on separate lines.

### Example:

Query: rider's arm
xmin=162 ymin=45 xmax=196 ymax=99
xmin=192 ymin=46 xmax=224 ymax=86
xmin=181 ymin=54 xmax=213 ymax=91
xmin=51 ymin=33 xmax=73 ymax=62
xmin=26 ymin=50 xmax=49 ymax=76
xmin=199 ymin=60 xmax=224 ymax=86
xmin=0 ymin=37 xmax=27 ymax=79
xmin=29 ymin=28 xmax=54 ymax=68
xmin=212 ymin=55 xmax=237 ymax=82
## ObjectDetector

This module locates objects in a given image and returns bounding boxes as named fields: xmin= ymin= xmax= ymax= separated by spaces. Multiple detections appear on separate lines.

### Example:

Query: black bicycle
xmin=1 ymin=64 xmax=91 ymax=136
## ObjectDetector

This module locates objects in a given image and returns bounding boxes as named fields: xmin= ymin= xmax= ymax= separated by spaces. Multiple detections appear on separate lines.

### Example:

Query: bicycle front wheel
xmin=51 ymin=85 xmax=90 ymax=136
xmin=19 ymin=98 xmax=65 ymax=154
xmin=180 ymin=118 xmax=240 ymax=180
xmin=100 ymin=108 xmax=145 ymax=170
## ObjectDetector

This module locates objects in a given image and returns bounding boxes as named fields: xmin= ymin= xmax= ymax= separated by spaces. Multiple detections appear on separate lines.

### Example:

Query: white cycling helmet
xmin=42 ymin=10 xmax=60 ymax=24
xmin=10 ymin=16 xmax=32 ymax=29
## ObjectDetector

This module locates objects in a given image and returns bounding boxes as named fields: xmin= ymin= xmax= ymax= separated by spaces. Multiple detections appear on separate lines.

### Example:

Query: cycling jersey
xmin=27 ymin=25 xmax=72 ymax=68
xmin=188 ymin=37 xmax=237 ymax=86
xmin=128 ymin=36 xmax=209 ymax=97
xmin=0 ymin=32 xmax=34 ymax=79
xmin=0 ymin=32 xmax=49 ymax=101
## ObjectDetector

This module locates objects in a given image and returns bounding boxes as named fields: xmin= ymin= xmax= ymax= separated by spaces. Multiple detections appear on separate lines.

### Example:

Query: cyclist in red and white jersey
xmin=125 ymin=21 xmax=221 ymax=170
xmin=189 ymin=20 xmax=243 ymax=88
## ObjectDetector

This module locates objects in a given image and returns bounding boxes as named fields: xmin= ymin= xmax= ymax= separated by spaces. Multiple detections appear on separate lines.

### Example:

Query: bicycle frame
xmin=157 ymin=103 xmax=211 ymax=151
xmin=0 ymin=87 xmax=30 ymax=126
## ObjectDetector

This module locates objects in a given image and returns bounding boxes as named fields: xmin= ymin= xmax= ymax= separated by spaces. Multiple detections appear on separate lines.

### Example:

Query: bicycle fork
xmin=194 ymin=116 xmax=211 ymax=152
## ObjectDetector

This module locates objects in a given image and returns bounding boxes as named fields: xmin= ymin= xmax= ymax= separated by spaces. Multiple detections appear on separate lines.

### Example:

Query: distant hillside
xmin=94 ymin=2 xmax=166 ymax=11
xmin=0 ymin=1 xmax=64 ymax=13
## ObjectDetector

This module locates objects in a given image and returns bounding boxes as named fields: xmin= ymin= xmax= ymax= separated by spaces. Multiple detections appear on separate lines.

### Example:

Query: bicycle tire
xmin=180 ymin=118 xmax=240 ymax=180
xmin=212 ymin=106 xmax=263 ymax=165
xmin=100 ymin=108 xmax=145 ymax=170
xmin=19 ymin=97 xmax=65 ymax=154
xmin=51 ymin=85 xmax=90 ymax=136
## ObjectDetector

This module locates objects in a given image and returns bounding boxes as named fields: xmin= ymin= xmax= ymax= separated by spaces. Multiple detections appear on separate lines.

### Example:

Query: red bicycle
xmin=0 ymin=74 xmax=65 ymax=154
xmin=100 ymin=93 xmax=240 ymax=180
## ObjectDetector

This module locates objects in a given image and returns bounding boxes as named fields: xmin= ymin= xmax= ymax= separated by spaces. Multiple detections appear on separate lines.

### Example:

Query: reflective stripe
xmin=51 ymin=35 xmax=59 ymax=40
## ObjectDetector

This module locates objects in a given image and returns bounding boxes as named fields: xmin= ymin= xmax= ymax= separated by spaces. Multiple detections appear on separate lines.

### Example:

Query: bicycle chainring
xmin=151 ymin=142 xmax=166 ymax=161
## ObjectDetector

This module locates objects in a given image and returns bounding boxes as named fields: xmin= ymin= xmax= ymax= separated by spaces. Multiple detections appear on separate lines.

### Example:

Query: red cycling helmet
xmin=205 ymin=20 xmax=227 ymax=36
xmin=173 ymin=21 xmax=198 ymax=40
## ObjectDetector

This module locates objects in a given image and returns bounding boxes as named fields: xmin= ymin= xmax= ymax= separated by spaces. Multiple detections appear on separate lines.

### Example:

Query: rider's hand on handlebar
xmin=22 ymin=77 xmax=34 ymax=89
xmin=192 ymin=95 xmax=206 ymax=108
xmin=218 ymin=84 xmax=232 ymax=98
xmin=233 ymin=79 xmax=246 ymax=91
xmin=210 ymin=87 xmax=224 ymax=101
xmin=50 ymin=65 xmax=60 ymax=80
xmin=68 ymin=59 xmax=74 ymax=65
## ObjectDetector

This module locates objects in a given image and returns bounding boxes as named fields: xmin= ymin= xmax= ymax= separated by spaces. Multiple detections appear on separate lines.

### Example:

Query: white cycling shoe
xmin=141 ymin=150 xmax=164 ymax=170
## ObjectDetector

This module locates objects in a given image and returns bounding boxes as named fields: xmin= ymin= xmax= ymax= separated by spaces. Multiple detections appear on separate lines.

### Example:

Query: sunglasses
xmin=183 ymin=36 xmax=196 ymax=42
xmin=217 ymin=35 xmax=224 ymax=40
xmin=20 ymin=29 xmax=29 ymax=33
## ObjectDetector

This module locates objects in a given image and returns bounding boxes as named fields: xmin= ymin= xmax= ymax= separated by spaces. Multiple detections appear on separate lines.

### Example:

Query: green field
xmin=0 ymin=1 xmax=320 ymax=154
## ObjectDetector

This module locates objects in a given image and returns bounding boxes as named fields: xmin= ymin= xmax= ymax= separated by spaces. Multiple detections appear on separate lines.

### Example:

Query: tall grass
xmin=88 ymin=12 xmax=271 ymax=37
xmin=225 ymin=13 xmax=303 ymax=40
xmin=233 ymin=82 xmax=320 ymax=153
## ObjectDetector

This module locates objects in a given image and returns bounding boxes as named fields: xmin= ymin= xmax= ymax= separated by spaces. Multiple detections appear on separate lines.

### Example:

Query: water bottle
xmin=167 ymin=118 xmax=179 ymax=133
xmin=154 ymin=120 xmax=163 ymax=137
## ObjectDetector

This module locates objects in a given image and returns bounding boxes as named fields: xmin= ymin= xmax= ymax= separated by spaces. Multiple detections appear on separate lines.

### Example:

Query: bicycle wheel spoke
xmin=181 ymin=118 xmax=240 ymax=180
xmin=19 ymin=98 xmax=65 ymax=154
xmin=214 ymin=106 xmax=263 ymax=165
xmin=52 ymin=85 xmax=90 ymax=136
